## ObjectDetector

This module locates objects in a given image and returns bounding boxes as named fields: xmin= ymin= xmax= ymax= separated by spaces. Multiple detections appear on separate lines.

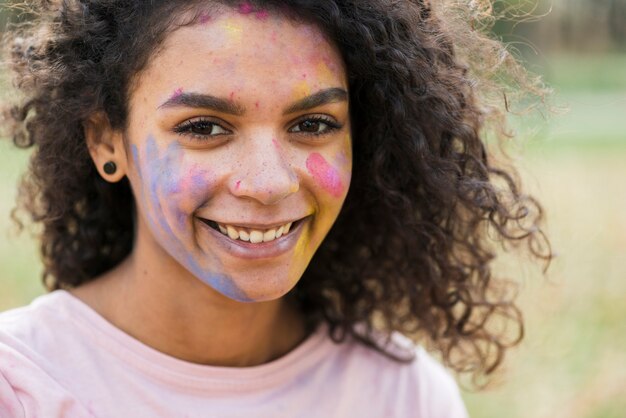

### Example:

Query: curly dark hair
xmin=1 ymin=0 xmax=552 ymax=382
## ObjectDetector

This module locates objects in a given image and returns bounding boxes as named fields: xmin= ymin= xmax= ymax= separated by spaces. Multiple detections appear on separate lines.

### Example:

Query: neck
xmin=71 ymin=251 xmax=309 ymax=367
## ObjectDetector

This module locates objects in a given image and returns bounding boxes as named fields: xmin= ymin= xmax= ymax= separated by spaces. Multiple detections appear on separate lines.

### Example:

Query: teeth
xmin=263 ymin=229 xmax=276 ymax=242
xmin=239 ymin=230 xmax=250 ymax=242
xmin=227 ymin=226 xmax=239 ymax=240
xmin=215 ymin=220 xmax=297 ymax=243
xmin=249 ymin=230 xmax=264 ymax=243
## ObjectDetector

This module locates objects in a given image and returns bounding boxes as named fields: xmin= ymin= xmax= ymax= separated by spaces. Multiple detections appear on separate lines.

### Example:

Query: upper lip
xmin=198 ymin=216 xmax=307 ymax=230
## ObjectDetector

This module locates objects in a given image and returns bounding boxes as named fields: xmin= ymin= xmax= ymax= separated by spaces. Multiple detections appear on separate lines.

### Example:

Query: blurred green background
xmin=1 ymin=1 xmax=625 ymax=417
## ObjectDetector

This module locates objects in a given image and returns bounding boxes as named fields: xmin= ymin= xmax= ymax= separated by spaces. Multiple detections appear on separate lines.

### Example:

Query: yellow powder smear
xmin=220 ymin=20 xmax=243 ymax=42
xmin=287 ymin=225 xmax=312 ymax=278
xmin=292 ymin=80 xmax=312 ymax=100
xmin=332 ymin=133 xmax=352 ymax=171
xmin=316 ymin=61 xmax=337 ymax=86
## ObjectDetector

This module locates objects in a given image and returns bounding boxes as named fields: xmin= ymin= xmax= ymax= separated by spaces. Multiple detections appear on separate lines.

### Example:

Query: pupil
xmin=192 ymin=121 xmax=213 ymax=135
xmin=301 ymin=120 xmax=320 ymax=132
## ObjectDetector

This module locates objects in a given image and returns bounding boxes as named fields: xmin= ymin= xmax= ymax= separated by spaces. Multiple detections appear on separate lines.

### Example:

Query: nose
xmin=230 ymin=136 xmax=299 ymax=205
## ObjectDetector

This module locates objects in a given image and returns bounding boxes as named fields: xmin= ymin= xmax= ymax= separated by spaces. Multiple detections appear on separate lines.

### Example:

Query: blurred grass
xmin=0 ymin=53 xmax=625 ymax=417
xmin=462 ymin=52 xmax=626 ymax=418
xmin=0 ymin=139 xmax=43 ymax=309
xmin=463 ymin=151 xmax=626 ymax=418
xmin=541 ymin=54 xmax=626 ymax=93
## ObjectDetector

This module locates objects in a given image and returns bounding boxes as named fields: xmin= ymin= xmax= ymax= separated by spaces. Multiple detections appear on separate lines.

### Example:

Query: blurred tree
xmin=608 ymin=0 xmax=626 ymax=47
xmin=490 ymin=0 xmax=626 ymax=53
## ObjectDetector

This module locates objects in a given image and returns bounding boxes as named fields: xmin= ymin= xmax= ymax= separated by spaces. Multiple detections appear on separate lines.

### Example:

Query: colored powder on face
xmin=140 ymin=136 xmax=251 ymax=302
xmin=131 ymin=144 xmax=142 ymax=180
xmin=221 ymin=21 xmax=243 ymax=41
xmin=198 ymin=11 xmax=212 ymax=24
xmin=316 ymin=61 xmax=336 ymax=85
xmin=238 ymin=1 xmax=254 ymax=14
xmin=176 ymin=164 xmax=214 ymax=198
xmin=255 ymin=9 xmax=269 ymax=20
xmin=170 ymin=87 xmax=183 ymax=100
xmin=187 ymin=257 xmax=252 ymax=303
xmin=293 ymin=80 xmax=311 ymax=100
xmin=306 ymin=153 xmax=344 ymax=198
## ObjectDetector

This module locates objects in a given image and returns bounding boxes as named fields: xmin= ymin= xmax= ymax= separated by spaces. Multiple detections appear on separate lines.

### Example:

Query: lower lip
xmin=197 ymin=218 xmax=308 ymax=260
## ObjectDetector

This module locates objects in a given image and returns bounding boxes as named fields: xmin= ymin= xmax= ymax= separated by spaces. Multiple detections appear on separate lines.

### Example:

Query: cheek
xmin=166 ymin=163 xmax=217 ymax=216
xmin=305 ymin=152 xmax=346 ymax=198
xmin=134 ymin=138 xmax=216 ymax=233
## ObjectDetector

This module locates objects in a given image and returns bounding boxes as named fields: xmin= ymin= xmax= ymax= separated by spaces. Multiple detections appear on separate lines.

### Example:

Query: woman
xmin=0 ymin=0 xmax=550 ymax=416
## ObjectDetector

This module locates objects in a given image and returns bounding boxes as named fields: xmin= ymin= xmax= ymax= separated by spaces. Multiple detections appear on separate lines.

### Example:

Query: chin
xmin=224 ymin=270 xmax=302 ymax=303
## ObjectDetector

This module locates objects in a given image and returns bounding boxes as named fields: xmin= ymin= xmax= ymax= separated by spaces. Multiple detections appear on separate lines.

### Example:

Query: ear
xmin=84 ymin=112 xmax=128 ymax=183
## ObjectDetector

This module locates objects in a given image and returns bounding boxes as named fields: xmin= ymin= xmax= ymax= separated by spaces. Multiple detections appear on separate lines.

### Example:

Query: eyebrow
xmin=157 ymin=87 xmax=348 ymax=115
xmin=158 ymin=93 xmax=246 ymax=115
xmin=283 ymin=87 xmax=348 ymax=115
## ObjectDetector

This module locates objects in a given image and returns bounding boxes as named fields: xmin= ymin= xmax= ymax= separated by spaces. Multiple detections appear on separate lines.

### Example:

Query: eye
xmin=173 ymin=117 xmax=231 ymax=140
xmin=289 ymin=116 xmax=341 ymax=136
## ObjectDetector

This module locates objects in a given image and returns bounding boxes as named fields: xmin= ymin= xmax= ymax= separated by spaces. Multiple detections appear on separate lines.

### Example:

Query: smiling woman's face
xmin=123 ymin=8 xmax=351 ymax=303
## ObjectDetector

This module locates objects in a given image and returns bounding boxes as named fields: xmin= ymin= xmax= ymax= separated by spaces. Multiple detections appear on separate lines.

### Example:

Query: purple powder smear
xmin=198 ymin=11 xmax=212 ymax=24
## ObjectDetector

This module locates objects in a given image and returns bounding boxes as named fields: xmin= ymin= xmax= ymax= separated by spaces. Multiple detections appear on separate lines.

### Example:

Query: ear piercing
xmin=103 ymin=161 xmax=117 ymax=175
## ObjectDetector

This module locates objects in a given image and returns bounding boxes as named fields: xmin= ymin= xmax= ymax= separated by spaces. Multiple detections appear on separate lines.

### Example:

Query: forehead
xmin=137 ymin=9 xmax=348 ymax=98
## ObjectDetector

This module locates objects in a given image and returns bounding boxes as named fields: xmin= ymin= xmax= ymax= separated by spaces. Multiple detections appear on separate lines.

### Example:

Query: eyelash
xmin=173 ymin=117 xmax=231 ymax=141
xmin=172 ymin=115 xmax=342 ymax=142
xmin=289 ymin=115 xmax=342 ymax=137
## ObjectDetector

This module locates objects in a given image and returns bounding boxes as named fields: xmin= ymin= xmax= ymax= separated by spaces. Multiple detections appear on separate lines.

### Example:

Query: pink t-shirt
xmin=0 ymin=291 xmax=468 ymax=418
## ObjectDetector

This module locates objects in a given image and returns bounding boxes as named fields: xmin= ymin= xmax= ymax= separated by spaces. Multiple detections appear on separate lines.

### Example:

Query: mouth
xmin=197 ymin=216 xmax=310 ymax=260
xmin=198 ymin=217 xmax=308 ymax=243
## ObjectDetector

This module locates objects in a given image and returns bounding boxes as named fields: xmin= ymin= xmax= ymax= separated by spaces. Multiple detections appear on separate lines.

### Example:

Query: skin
xmin=74 ymin=8 xmax=352 ymax=367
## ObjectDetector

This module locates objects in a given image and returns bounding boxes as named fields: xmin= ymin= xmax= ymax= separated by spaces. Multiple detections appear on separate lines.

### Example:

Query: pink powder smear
xmin=306 ymin=153 xmax=344 ymax=198
xmin=170 ymin=87 xmax=183 ymax=99
xmin=238 ymin=1 xmax=254 ymax=14
xmin=255 ymin=10 xmax=269 ymax=20
xmin=238 ymin=1 xmax=269 ymax=20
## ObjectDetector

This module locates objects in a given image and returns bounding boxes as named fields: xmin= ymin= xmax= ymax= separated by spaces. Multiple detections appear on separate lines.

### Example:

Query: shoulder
xmin=0 ymin=291 xmax=72 ymax=348
xmin=0 ymin=290 xmax=89 ymax=374
xmin=408 ymin=345 xmax=469 ymax=418
xmin=322 ymin=328 xmax=468 ymax=418
xmin=0 ymin=291 xmax=96 ymax=417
